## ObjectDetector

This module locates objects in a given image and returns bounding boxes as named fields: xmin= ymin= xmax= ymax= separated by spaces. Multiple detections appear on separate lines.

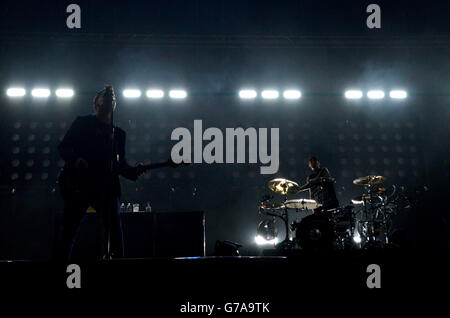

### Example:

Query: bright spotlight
xmin=367 ymin=90 xmax=385 ymax=99
xmin=389 ymin=90 xmax=407 ymax=99
xmin=239 ymin=89 xmax=257 ymax=99
xmin=353 ymin=233 xmax=362 ymax=244
xmin=123 ymin=89 xmax=141 ymax=98
xmin=256 ymin=219 xmax=278 ymax=245
xmin=345 ymin=90 xmax=363 ymax=99
xmin=283 ymin=90 xmax=301 ymax=100
xmin=261 ymin=90 xmax=279 ymax=100
xmin=31 ymin=88 xmax=50 ymax=98
xmin=169 ymin=90 xmax=187 ymax=99
xmin=7 ymin=87 xmax=26 ymax=97
xmin=254 ymin=235 xmax=278 ymax=246
xmin=146 ymin=89 xmax=164 ymax=99
xmin=55 ymin=88 xmax=74 ymax=98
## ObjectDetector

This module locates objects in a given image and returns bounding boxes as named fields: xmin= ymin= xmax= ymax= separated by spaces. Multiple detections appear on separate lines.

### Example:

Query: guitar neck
xmin=143 ymin=161 xmax=170 ymax=171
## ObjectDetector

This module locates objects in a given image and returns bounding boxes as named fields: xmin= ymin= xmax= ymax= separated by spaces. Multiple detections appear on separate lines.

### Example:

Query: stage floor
xmin=1 ymin=249 xmax=448 ymax=291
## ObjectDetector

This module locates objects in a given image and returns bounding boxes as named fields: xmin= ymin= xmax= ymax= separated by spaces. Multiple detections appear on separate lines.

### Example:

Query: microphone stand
xmin=103 ymin=91 xmax=115 ymax=260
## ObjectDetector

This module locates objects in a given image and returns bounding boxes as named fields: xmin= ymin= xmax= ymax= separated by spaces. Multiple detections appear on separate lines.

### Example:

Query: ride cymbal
xmin=353 ymin=175 xmax=386 ymax=186
xmin=267 ymin=178 xmax=300 ymax=195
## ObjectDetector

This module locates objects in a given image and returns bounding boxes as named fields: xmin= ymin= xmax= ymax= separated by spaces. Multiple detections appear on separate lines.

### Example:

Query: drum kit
xmin=258 ymin=174 xmax=396 ymax=250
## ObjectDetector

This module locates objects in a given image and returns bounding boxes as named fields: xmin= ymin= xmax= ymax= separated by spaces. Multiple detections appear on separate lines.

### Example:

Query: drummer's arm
xmin=298 ymin=183 xmax=311 ymax=191
xmin=309 ymin=168 xmax=331 ymax=185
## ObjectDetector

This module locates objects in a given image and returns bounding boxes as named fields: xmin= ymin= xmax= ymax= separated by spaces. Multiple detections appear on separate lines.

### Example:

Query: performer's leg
xmin=95 ymin=195 xmax=124 ymax=258
xmin=55 ymin=198 xmax=89 ymax=261
xmin=109 ymin=197 xmax=125 ymax=257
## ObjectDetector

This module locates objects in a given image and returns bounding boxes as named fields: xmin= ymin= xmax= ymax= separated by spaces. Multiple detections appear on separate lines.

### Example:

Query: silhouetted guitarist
xmin=56 ymin=85 xmax=174 ymax=261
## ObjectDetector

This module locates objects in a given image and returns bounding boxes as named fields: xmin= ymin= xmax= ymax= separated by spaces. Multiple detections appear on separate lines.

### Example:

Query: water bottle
xmin=120 ymin=202 xmax=125 ymax=213
xmin=126 ymin=203 xmax=132 ymax=213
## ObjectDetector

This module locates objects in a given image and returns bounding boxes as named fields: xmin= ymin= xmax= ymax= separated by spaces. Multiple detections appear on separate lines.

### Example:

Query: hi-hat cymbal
xmin=268 ymin=178 xmax=300 ymax=195
xmin=353 ymin=175 xmax=386 ymax=186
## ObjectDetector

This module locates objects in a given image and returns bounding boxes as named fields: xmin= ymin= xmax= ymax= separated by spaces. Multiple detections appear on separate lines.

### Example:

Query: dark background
xmin=0 ymin=0 xmax=448 ymax=259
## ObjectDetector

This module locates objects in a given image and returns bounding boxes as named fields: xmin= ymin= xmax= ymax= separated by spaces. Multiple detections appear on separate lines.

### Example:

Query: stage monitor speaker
xmin=55 ymin=211 xmax=205 ymax=259
xmin=121 ymin=213 xmax=153 ymax=258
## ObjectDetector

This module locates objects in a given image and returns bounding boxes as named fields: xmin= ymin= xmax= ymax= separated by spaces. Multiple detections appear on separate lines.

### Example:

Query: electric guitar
xmin=58 ymin=158 xmax=186 ymax=200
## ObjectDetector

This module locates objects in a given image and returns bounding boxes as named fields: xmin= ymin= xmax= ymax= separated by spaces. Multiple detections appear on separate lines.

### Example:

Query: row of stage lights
xmin=239 ymin=89 xmax=407 ymax=100
xmin=5 ymin=88 xmax=187 ymax=99
xmin=5 ymin=87 xmax=408 ymax=100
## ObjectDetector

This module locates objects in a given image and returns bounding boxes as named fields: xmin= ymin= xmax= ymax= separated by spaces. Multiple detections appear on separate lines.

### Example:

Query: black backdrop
xmin=0 ymin=0 xmax=448 ymax=259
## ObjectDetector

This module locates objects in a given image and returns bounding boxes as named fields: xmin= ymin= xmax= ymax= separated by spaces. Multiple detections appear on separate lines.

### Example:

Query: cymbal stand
xmin=276 ymin=194 xmax=294 ymax=249
xmin=363 ymin=184 xmax=377 ymax=245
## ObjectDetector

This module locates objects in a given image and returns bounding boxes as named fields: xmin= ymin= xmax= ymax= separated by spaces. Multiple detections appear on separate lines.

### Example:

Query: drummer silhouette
xmin=299 ymin=156 xmax=339 ymax=213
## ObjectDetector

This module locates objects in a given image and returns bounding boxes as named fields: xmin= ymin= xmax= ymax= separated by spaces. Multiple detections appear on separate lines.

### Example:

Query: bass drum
xmin=294 ymin=213 xmax=334 ymax=250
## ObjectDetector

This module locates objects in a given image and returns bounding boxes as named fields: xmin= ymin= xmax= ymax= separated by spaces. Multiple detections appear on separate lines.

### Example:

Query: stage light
xmin=261 ymin=90 xmax=279 ymax=99
xmin=169 ymin=89 xmax=187 ymax=99
xmin=389 ymin=90 xmax=407 ymax=99
xmin=367 ymin=90 xmax=385 ymax=99
xmin=344 ymin=90 xmax=363 ymax=99
xmin=255 ymin=219 xmax=278 ymax=245
xmin=7 ymin=87 xmax=26 ymax=97
xmin=31 ymin=88 xmax=50 ymax=98
xmin=353 ymin=232 xmax=362 ymax=243
xmin=123 ymin=89 xmax=141 ymax=98
xmin=146 ymin=89 xmax=164 ymax=99
xmin=239 ymin=89 xmax=257 ymax=99
xmin=283 ymin=90 xmax=301 ymax=99
xmin=55 ymin=88 xmax=74 ymax=98
xmin=255 ymin=235 xmax=278 ymax=245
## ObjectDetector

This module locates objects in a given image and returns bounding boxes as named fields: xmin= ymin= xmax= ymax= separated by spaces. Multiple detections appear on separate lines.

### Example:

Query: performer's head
xmin=308 ymin=156 xmax=320 ymax=170
xmin=93 ymin=85 xmax=116 ymax=116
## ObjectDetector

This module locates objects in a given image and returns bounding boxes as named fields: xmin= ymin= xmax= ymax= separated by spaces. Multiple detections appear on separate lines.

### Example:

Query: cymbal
xmin=284 ymin=199 xmax=322 ymax=210
xmin=268 ymin=178 xmax=300 ymax=195
xmin=353 ymin=175 xmax=386 ymax=186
